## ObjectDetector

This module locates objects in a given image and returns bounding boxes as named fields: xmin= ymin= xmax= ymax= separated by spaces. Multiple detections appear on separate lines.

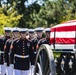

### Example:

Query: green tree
xmin=30 ymin=0 xmax=76 ymax=27
xmin=0 ymin=2 xmax=22 ymax=34
xmin=0 ymin=0 xmax=76 ymax=30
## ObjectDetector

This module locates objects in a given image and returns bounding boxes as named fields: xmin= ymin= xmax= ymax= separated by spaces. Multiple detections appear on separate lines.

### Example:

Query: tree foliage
xmin=0 ymin=2 xmax=22 ymax=34
xmin=0 ymin=0 xmax=76 ymax=34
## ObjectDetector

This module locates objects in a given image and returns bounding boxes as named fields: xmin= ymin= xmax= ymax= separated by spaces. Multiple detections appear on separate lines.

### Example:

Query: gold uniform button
xmin=23 ymin=48 xmax=25 ymax=49
xmin=23 ymin=46 xmax=25 ymax=47
xmin=23 ymin=51 xmax=24 ymax=52
xmin=23 ymin=53 xmax=25 ymax=55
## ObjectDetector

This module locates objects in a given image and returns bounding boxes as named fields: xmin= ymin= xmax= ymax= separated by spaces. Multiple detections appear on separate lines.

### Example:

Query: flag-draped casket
xmin=50 ymin=20 xmax=76 ymax=50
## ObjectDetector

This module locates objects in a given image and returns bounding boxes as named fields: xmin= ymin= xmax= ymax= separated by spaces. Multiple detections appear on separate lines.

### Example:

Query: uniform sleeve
xmin=29 ymin=41 xmax=34 ymax=65
xmin=4 ymin=41 xmax=9 ymax=63
xmin=10 ymin=41 xmax=16 ymax=64
xmin=0 ymin=38 xmax=3 ymax=50
xmin=36 ymin=39 xmax=42 ymax=50
xmin=0 ymin=39 xmax=2 ymax=48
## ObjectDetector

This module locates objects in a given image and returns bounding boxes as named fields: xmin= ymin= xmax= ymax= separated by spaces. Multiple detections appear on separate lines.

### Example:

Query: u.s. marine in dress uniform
xmin=4 ymin=27 xmax=20 ymax=75
xmin=37 ymin=28 xmax=50 ymax=47
xmin=0 ymin=27 xmax=11 ymax=75
xmin=10 ymin=28 xmax=34 ymax=75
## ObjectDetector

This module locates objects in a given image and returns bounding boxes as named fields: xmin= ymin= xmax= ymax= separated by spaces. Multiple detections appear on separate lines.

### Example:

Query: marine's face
xmin=46 ymin=32 xmax=50 ymax=38
xmin=20 ymin=32 xmax=26 ymax=39
xmin=5 ymin=31 xmax=11 ymax=37
xmin=37 ymin=31 xmax=43 ymax=38
xmin=29 ymin=32 xmax=34 ymax=38
xmin=12 ymin=32 xmax=19 ymax=38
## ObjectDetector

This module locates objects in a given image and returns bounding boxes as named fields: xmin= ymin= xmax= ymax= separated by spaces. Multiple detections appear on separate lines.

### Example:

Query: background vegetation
xmin=0 ymin=0 xmax=76 ymax=34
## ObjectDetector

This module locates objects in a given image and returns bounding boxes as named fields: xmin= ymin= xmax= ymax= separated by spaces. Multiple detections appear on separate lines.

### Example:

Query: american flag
xmin=50 ymin=20 xmax=76 ymax=49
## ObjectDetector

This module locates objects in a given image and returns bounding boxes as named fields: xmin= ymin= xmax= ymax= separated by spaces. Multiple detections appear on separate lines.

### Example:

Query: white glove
xmin=10 ymin=64 xmax=14 ymax=68
xmin=31 ymin=65 xmax=35 ymax=72
xmin=4 ymin=62 xmax=7 ymax=66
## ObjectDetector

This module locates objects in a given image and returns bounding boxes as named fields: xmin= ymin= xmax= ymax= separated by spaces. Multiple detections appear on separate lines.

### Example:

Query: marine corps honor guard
xmin=10 ymin=28 xmax=34 ymax=75
xmin=0 ymin=27 xmax=11 ymax=75
xmin=4 ymin=27 xmax=20 ymax=75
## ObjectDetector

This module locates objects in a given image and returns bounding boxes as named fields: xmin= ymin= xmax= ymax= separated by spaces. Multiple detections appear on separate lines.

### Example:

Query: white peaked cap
xmin=19 ymin=28 xmax=28 ymax=32
xmin=12 ymin=27 xmax=20 ymax=32
xmin=35 ymin=27 xmax=44 ymax=31
xmin=45 ymin=28 xmax=50 ymax=32
xmin=28 ymin=29 xmax=34 ymax=33
xmin=3 ymin=27 xmax=12 ymax=31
